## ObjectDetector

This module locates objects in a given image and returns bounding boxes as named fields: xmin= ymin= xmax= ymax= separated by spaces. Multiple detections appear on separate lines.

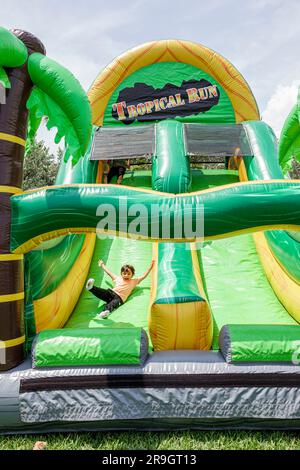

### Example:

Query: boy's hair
xmin=121 ymin=264 xmax=135 ymax=276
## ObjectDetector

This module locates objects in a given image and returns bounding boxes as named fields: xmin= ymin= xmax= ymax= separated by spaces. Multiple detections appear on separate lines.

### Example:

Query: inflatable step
xmin=32 ymin=327 xmax=148 ymax=368
xmin=220 ymin=324 xmax=300 ymax=363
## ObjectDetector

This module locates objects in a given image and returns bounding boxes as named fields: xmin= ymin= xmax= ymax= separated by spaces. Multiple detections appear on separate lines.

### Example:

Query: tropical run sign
xmin=112 ymin=78 xmax=220 ymax=125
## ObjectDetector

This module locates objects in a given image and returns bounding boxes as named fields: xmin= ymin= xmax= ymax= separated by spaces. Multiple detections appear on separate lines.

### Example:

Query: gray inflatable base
xmin=2 ymin=350 xmax=300 ymax=433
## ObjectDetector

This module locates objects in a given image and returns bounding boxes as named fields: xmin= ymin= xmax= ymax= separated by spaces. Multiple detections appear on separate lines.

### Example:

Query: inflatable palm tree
xmin=0 ymin=27 xmax=91 ymax=370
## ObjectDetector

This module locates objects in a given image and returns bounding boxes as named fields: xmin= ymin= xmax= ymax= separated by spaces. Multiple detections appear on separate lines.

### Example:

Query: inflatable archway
xmin=88 ymin=39 xmax=259 ymax=124
xmin=2 ymin=31 xmax=300 ymax=432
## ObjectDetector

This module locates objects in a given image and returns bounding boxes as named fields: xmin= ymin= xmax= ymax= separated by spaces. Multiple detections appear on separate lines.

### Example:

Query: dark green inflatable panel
xmin=152 ymin=120 xmax=190 ymax=194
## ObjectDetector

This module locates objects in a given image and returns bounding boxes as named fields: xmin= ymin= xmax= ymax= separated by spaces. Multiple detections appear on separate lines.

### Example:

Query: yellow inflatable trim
xmin=0 ymin=132 xmax=26 ymax=147
xmin=0 ymin=185 xmax=22 ymax=194
xmin=254 ymin=232 xmax=300 ymax=323
xmin=0 ymin=253 xmax=23 ymax=261
xmin=0 ymin=292 xmax=24 ymax=303
xmin=0 ymin=335 xmax=25 ymax=348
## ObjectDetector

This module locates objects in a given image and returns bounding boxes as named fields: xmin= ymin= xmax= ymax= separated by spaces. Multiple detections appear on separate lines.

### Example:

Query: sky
xmin=2 ymin=0 xmax=300 ymax=153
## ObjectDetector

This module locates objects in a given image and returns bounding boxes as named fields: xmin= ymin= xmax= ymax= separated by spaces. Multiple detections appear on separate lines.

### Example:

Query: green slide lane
xmin=192 ymin=169 xmax=297 ymax=350
xmin=66 ymin=170 xmax=153 ymax=337
xmin=201 ymin=234 xmax=297 ymax=349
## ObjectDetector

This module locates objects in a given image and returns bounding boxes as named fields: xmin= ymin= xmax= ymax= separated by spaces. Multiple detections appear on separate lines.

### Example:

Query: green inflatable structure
xmin=1 ymin=30 xmax=300 ymax=432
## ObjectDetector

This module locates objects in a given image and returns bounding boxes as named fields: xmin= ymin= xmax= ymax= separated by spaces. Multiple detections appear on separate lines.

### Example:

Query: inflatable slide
xmin=1 ymin=28 xmax=300 ymax=432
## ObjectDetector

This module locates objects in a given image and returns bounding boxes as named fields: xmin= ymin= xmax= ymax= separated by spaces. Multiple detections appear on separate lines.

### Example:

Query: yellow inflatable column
xmin=149 ymin=243 xmax=212 ymax=351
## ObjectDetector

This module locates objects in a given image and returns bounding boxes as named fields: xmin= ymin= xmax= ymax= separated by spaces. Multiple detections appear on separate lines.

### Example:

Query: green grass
xmin=1 ymin=431 xmax=300 ymax=450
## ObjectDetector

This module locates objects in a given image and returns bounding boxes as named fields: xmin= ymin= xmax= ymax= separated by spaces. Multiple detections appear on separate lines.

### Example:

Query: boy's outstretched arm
xmin=137 ymin=260 xmax=155 ymax=283
xmin=98 ymin=259 xmax=117 ymax=280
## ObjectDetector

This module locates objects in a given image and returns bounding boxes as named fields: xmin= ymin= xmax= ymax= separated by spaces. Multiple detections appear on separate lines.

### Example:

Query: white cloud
xmin=262 ymin=81 xmax=299 ymax=137
xmin=2 ymin=0 xmax=300 ymax=150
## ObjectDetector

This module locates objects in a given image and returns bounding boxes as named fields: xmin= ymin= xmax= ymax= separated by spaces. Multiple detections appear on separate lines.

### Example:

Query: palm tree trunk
xmin=0 ymin=30 xmax=45 ymax=370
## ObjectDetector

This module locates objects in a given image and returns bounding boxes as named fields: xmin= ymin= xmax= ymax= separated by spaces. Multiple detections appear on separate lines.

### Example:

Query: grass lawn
xmin=1 ymin=431 xmax=300 ymax=450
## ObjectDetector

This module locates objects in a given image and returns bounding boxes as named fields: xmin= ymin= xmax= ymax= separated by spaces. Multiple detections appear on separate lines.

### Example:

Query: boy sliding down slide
xmin=86 ymin=259 xmax=155 ymax=318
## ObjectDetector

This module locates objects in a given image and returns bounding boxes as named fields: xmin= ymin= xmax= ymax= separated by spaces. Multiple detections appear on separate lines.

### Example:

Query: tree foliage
xmin=130 ymin=155 xmax=225 ymax=171
xmin=288 ymin=157 xmax=300 ymax=179
xmin=23 ymin=139 xmax=61 ymax=190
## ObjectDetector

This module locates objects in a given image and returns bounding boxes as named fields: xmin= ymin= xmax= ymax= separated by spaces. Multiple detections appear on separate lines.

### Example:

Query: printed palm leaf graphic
xmin=279 ymin=86 xmax=300 ymax=174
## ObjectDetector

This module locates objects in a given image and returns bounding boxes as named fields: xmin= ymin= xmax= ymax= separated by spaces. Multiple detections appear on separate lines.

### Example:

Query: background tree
xmin=23 ymin=139 xmax=62 ymax=190
xmin=288 ymin=158 xmax=300 ymax=179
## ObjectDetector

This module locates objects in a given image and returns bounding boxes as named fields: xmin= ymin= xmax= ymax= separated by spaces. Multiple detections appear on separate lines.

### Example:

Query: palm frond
xmin=27 ymin=53 xmax=92 ymax=165
xmin=0 ymin=26 xmax=28 ymax=88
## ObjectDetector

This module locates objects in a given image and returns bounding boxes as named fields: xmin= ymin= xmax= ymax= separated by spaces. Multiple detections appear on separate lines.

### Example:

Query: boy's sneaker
xmin=86 ymin=278 xmax=95 ymax=291
xmin=97 ymin=309 xmax=110 ymax=319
